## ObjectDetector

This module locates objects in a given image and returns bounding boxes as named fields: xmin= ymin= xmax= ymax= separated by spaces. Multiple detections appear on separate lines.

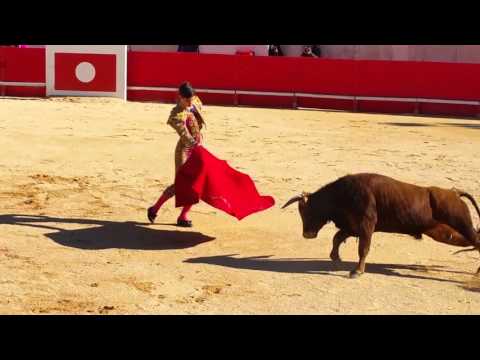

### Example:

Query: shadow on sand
xmin=185 ymin=254 xmax=477 ymax=284
xmin=0 ymin=214 xmax=215 ymax=250
xmin=381 ymin=121 xmax=480 ymax=130
xmin=2 ymin=214 xmax=479 ymax=290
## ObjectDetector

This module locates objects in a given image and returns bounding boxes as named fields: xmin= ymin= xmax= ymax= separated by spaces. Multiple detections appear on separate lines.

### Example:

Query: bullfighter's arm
xmin=191 ymin=96 xmax=206 ymax=129
xmin=167 ymin=107 xmax=197 ymax=147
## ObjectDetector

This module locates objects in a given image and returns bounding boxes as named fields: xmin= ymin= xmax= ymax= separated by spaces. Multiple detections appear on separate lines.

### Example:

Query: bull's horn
xmin=282 ymin=195 xmax=303 ymax=209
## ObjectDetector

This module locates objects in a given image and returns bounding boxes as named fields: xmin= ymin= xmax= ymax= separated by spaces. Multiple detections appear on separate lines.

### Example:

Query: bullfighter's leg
xmin=330 ymin=230 xmax=350 ymax=262
xmin=177 ymin=204 xmax=193 ymax=227
xmin=148 ymin=142 xmax=194 ymax=225
xmin=350 ymin=232 xmax=373 ymax=279
xmin=424 ymin=223 xmax=473 ymax=247
xmin=174 ymin=144 xmax=196 ymax=227
xmin=148 ymin=184 xmax=175 ymax=224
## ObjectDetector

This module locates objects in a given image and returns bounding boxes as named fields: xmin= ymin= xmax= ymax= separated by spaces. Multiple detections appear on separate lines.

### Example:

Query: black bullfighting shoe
xmin=177 ymin=219 xmax=193 ymax=228
xmin=147 ymin=207 xmax=157 ymax=224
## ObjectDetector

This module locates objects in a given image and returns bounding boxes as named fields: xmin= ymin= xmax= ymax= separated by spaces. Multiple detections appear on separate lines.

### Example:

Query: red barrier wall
xmin=235 ymin=56 xmax=296 ymax=92
xmin=1 ymin=48 xmax=479 ymax=117
xmin=127 ymin=51 xmax=480 ymax=117
xmin=0 ymin=47 xmax=46 ymax=97
xmin=415 ymin=62 xmax=480 ymax=101
xmin=355 ymin=61 xmax=420 ymax=98
xmin=0 ymin=47 xmax=45 ymax=82
xmin=293 ymin=58 xmax=357 ymax=95
xmin=128 ymin=52 xmax=237 ymax=89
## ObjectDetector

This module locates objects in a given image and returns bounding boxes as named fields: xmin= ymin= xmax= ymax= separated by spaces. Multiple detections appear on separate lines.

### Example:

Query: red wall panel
xmin=237 ymin=94 xmax=295 ymax=108
xmin=127 ymin=89 xmax=176 ymax=103
xmin=355 ymin=61 xmax=421 ymax=98
xmin=357 ymin=100 xmax=417 ymax=114
xmin=1 ymin=85 xmax=46 ymax=97
xmin=296 ymin=97 xmax=355 ymax=112
xmin=292 ymin=58 xmax=357 ymax=95
xmin=235 ymin=56 xmax=297 ymax=92
xmin=128 ymin=52 xmax=237 ymax=90
xmin=0 ymin=47 xmax=45 ymax=82
xmin=195 ymin=92 xmax=235 ymax=106
xmin=414 ymin=62 xmax=480 ymax=101
xmin=419 ymin=103 xmax=479 ymax=117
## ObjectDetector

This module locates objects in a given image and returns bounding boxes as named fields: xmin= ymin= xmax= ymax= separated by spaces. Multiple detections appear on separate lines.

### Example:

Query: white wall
xmin=277 ymin=45 xmax=480 ymax=63
xmin=23 ymin=45 xmax=480 ymax=63
xmin=391 ymin=45 xmax=410 ymax=61
xmin=129 ymin=45 xmax=270 ymax=56
xmin=319 ymin=45 xmax=357 ymax=59
xmin=279 ymin=45 xmax=305 ymax=57
xmin=129 ymin=45 xmax=178 ymax=52
xmin=199 ymin=45 xmax=269 ymax=56
xmin=457 ymin=45 xmax=480 ymax=63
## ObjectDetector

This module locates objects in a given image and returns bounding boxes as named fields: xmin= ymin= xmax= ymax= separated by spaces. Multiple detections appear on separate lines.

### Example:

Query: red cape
xmin=174 ymin=146 xmax=275 ymax=220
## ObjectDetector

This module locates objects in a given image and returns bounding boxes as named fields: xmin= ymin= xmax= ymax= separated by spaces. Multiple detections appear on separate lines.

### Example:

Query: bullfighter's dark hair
xmin=179 ymin=82 xmax=195 ymax=98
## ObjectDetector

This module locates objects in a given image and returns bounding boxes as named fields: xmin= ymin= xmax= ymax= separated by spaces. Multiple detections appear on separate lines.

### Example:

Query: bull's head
xmin=282 ymin=192 xmax=326 ymax=239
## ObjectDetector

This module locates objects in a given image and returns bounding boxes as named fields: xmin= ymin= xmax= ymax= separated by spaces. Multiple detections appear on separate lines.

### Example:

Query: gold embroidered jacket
xmin=167 ymin=96 xmax=204 ymax=148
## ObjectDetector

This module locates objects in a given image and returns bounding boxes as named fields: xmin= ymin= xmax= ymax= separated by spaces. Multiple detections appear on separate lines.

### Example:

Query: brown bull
xmin=282 ymin=173 xmax=480 ymax=278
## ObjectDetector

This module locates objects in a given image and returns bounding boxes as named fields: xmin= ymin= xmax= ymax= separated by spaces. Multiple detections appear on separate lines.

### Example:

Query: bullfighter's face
xmin=299 ymin=196 xmax=325 ymax=239
xmin=179 ymin=95 xmax=193 ymax=109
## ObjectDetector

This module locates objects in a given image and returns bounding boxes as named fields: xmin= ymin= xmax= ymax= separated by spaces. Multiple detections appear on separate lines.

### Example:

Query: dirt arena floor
xmin=0 ymin=96 xmax=479 ymax=314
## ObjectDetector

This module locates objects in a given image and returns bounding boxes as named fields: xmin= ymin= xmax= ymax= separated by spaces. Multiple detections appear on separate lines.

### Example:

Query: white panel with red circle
xmin=46 ymin=45 xmax=127 ymax=99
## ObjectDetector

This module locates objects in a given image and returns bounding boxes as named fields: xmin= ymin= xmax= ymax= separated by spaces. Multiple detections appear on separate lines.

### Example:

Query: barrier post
xmin=234 ymin=90 xmax=239 ymax=106
xmin=0 ymin=59 xmax=5 ymax=96
xmin=292 ymin=93 xmax=298 ymax=109
xmin=414 ymin=100 xmax=420 ymax=115
xmin=353 ymin=97 xmax=358 ymax=112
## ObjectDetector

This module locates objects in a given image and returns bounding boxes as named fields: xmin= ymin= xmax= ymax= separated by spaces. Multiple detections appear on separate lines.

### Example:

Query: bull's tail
xmin=452 ymin=189 xmax=480 ymax=257
xmin=453 ymin=247 xmax=478 ymax=255
xmin=455 ymin=189 xmax=480 ymax=223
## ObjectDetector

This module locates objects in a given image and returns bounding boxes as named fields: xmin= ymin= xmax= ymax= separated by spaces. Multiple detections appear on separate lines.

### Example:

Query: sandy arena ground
xmin=0 ymin=96 xmax=479 ymax=314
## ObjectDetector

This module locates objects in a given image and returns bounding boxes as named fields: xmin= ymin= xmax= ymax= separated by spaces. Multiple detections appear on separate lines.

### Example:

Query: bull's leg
xmin=350 ymin=232 xmax=373 ymax=279
xmin=477 ymin=228 xmax=480 ymax=276
xmin=477 ymin=230 xmax=480 ymax=276
xmin=330 ymin=230 xmax=350 ymax=262
xmin=424 ymin=223 xmax=473 ymax=247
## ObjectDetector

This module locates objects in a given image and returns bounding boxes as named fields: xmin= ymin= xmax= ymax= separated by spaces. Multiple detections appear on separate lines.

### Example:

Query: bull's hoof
xmin=349 ymin=270 xmax=363 ymax=279
xmin=476 ymin=266 xmax=480 ymax=276
xmin=329 ymin=253 xmax=342 ymax=262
